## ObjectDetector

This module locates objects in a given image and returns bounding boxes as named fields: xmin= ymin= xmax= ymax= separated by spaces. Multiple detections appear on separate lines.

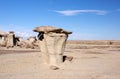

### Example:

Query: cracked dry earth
xmin=0 ymin=48 xmax=120 ymax=79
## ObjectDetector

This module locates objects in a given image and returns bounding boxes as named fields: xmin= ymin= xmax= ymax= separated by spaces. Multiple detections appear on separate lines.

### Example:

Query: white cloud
xmin=16 ymin=31 xmax=37 ymax=38
xmin=55 ymin=10 xmax=81 ymax=16
xmin=54 ymin=10 xmax=107 ymax=16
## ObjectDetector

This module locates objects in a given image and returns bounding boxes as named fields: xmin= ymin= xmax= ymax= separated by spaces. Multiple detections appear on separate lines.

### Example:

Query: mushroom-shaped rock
xmin=33 ymin=26 xmax=72 ymax=66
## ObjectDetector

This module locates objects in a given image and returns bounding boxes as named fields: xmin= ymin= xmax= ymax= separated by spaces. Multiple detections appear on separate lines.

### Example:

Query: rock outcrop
xmin=33 ymin=26 xmax=72 ymax=67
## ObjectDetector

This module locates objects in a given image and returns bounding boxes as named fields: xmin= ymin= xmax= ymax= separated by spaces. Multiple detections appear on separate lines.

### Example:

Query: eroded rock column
xmin=45 ymin=32 xmax=68 ymax=66
xmin=33 ymin=26 xmax=72 ymax=66
xmin=6 ymin=31 xmax=15 ymax=48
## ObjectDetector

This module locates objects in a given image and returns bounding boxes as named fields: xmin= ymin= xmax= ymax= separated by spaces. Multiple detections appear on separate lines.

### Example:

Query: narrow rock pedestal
xmin=33 ymin=26 xmax=72 ymax=67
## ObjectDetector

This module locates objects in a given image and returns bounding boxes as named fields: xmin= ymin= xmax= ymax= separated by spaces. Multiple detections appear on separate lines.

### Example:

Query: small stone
xmin=66 ymin=56 xmax=73 ymax=61
xmin=50 ymin=65 xmax=59 ymax=70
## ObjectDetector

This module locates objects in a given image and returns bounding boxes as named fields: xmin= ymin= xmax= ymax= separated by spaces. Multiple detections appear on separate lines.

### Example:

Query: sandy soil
xmin=0 ymin=47 xmax=120 ymax=79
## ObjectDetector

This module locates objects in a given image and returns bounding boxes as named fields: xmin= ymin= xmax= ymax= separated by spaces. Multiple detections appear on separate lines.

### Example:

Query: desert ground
xmin=0 ymin=40 xmax=120 ymax=79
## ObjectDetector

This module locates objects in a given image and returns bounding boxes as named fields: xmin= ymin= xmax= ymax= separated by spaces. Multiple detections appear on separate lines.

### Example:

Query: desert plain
xmin=0 ymin=40 xmax=120 ymax=79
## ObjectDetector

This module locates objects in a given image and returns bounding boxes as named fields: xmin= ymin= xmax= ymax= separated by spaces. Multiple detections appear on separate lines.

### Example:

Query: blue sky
xmin=0 ymin=0 xmax=120 ymax=40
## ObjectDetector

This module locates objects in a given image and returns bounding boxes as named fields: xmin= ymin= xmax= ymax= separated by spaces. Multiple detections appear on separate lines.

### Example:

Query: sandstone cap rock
xmin=33 ymin=26 xmax=72 ymax=34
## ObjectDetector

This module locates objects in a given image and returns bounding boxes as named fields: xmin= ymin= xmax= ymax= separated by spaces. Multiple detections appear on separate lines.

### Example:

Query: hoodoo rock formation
xmin=33 ymin=26 xmax=72 ymax=69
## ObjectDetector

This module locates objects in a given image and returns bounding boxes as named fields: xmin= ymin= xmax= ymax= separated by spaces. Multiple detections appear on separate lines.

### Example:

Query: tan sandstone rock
xmin=6 ymin=31 xmax=15 ymax=48
xmin=33 ymin=26 xmax=72 ymax=67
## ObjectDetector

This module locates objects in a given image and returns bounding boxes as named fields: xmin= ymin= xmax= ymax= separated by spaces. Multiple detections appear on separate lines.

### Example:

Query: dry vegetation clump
xmin=109 ymin=40 xmax=120 ymax=45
